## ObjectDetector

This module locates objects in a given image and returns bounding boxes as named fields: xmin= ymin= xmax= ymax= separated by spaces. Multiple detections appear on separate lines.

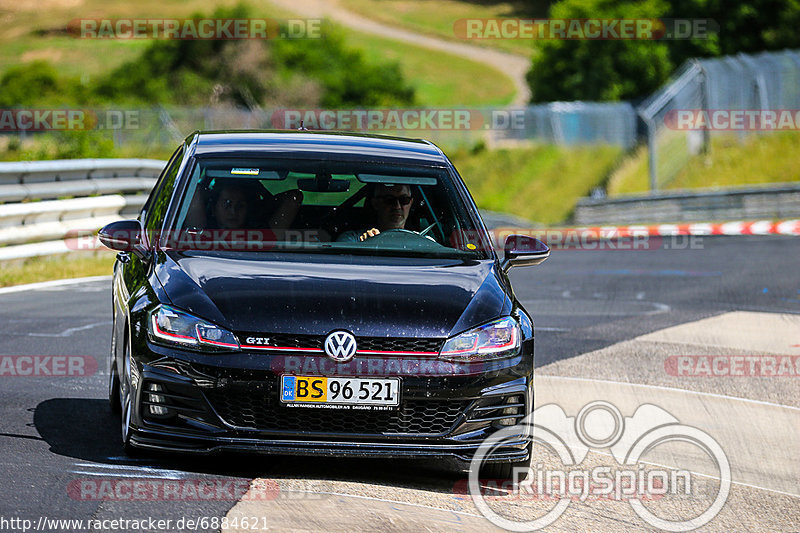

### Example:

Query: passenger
xmin=209 ymin=181 xmax=251 ymax=230
xmin=206 ymin=179 xmax=305 ymax=245
xmin=337 ymin=184 xmax=413 ymax=242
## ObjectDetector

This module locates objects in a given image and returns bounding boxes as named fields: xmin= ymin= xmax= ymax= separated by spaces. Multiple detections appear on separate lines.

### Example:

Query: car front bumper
xmin=126 ymin=341 xmax=534 ymax=468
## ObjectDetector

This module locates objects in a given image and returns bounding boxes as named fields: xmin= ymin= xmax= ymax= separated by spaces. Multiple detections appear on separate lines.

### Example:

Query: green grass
xmin=1 ymin=0 xmax=516 ymax=107
xmin=340 ymin=0 xmax=544 ymax=57
xmin=0 ymin=0 xmax=251 ymax=79
xmin=450 ymin=144 xmax=623 ymax=224
xmin=0 ymin=251 xmax=116 ymax=288
xmin=345 ymin=30 xmax=515 ymax=106
xmin=608 ymin=132 xmax=800 ymax=195
xmin=0 ymin=132 xmax=177 ymax=162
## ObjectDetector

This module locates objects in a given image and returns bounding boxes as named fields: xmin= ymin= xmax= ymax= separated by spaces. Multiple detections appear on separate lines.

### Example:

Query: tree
xmin=527 ymin=0 xmax=800 ymax=102
xmin=528 ymin=0 xmax=673 ymax=102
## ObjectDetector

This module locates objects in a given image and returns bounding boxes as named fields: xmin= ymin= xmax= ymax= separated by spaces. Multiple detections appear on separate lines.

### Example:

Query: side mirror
xmin=501 ymin=235 xmax=550 ymax=272
xmin=98 ymin=220 xmax=141 ymax=252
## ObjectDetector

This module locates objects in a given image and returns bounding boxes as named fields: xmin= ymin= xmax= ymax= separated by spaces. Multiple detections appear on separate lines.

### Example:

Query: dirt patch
xmin=21 ymin=48 xmax=64 ymax=63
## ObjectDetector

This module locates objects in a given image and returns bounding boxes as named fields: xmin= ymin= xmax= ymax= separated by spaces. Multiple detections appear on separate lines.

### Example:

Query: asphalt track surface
xmin=0 ymin=235 xmax=798 ymax=532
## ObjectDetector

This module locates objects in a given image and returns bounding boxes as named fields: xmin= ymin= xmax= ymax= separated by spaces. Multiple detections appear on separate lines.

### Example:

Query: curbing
xmin=489 ymin=219 xmax=800 ymax=247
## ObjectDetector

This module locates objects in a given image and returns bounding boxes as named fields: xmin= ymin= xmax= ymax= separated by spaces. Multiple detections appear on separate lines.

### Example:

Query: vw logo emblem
xmin=323 ymin=331 xmax=357 ymax=362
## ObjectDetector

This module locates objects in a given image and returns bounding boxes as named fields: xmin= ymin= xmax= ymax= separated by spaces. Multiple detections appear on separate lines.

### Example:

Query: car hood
xmin=155 ymin=251 xmax=510 ymax=338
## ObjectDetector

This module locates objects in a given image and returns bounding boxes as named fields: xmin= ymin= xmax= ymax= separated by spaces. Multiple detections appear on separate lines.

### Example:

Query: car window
xmin=169 ymin=157 xmax=490 ymax=259
xmin=141 ymin=146 xmax=182 ymax=226
xmin=144 ymin=146 xmax=183 ymax=239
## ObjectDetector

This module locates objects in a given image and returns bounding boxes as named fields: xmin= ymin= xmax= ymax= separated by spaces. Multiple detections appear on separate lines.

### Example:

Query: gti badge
xmin=324 ymin=331 xmax=357 ymax=362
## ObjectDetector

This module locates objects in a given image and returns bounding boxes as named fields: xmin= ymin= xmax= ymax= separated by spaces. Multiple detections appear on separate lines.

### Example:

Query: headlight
xmin=148 ymin=304 xmax=240 ymax=352
xmin=439 ymin=316 xmax=520 ymax=362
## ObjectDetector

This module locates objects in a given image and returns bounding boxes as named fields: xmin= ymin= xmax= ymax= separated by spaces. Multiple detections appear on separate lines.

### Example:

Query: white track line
xmin=538 ymin=374 xmax=800 ymax=411
xmin=0 ymin=276 xmax=111 ymax=296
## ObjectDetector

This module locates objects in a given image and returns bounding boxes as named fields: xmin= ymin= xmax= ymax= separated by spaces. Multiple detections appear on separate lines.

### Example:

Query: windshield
xmin=166 ymin=157 xmax=491 ymax=259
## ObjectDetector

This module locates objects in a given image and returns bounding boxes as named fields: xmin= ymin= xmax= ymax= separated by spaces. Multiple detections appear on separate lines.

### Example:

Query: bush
xmin=94 ymin=5 xmax=414 ymax=108
xmin=2 ymin=3 xmax=415 ymax=110
xmin=0 ymin=61 xmax=87 ymax=106
xmin=271 ymin=22 xmax=414 ymax=107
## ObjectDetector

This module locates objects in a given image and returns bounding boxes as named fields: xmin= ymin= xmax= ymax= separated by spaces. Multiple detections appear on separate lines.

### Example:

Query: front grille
xmin=240 ymin=332 xmax=443 ymax=354
xmin=357 ymin=337 xmax=442 ymax=353
xmin=260 ymin=333 xmax=318 ymax=349
xmin=204 ymin=388 xmax=466 ymax=435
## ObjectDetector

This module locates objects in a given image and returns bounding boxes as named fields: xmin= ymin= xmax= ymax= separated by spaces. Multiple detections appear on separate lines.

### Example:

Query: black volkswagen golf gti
xmin=100 ymin=130 xmax=549 ymax=476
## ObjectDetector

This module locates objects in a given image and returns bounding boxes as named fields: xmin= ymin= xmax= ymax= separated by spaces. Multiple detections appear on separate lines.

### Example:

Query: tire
xmin=118 ymin=334 xmax=138 ymax=455
xmin=108 ymin=359 xmax=121 ymax=413
xmin=479 ymin=441 xmax=532 ymax=480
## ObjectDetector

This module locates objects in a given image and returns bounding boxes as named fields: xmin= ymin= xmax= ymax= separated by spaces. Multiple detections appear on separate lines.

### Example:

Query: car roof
xmin=189 ymin=130 xmax=449 ymax=164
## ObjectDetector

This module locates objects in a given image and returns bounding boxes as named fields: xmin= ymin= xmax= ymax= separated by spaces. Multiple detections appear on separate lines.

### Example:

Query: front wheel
xmin=118 ymin=336 xmax=138 ymax=455
xmin=108 ymin=315 xmax=121 ymax=413
xmin=478 ymin=441 xmax=532 ymax=480
xmin=108 ymin=359 xmax=120 ymax=413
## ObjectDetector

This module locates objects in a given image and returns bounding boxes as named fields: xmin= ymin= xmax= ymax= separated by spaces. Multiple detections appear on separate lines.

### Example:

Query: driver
xmin=337 ymin=183 xmax=413 ymax=242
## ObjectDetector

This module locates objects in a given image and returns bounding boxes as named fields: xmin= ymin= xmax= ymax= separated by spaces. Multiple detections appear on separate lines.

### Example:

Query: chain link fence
xmin=487 ymin=102 xmax=637 ymax=148
xmin=638 ymin=49 xmax=800 ymax=191
xmin=10 ymin=49 xmax=797 ymax=184
xmin=94 ymin=104 xmax=638 ymax=151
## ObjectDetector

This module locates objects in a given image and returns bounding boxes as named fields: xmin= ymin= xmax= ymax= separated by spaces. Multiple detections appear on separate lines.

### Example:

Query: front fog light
xmin=499 ymin=395 xmax=523 ymax=426
xmin=147 ymin=383 xmax=169 ymax=416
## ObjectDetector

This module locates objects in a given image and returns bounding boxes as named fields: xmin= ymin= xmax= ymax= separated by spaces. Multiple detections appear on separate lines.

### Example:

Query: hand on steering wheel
xmin=360 ymin=227 xmax=433 ymax=242
xmin=359 ymin=228 xmax=382 ymax=241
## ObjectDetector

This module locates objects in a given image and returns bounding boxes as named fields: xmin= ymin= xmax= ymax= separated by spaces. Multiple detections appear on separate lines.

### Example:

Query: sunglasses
xmin=376 ymin=195 xmax=413 ymax=207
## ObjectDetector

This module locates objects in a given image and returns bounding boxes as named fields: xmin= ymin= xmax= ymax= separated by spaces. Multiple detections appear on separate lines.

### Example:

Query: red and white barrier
xmin=491 ymin=219 xmax=800 ymax=244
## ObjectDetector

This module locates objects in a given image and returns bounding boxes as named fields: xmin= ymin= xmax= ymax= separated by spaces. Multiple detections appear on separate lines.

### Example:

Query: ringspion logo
xmin=469 ymin=401 xmax=730 ymax=531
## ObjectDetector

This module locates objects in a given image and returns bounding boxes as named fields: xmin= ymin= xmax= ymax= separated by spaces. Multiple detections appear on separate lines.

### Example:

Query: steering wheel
xmin=368 ymin=228 xmax=437 ymax=244
xmin=385 ymin=228 xmax=419 ymax=235
xmin=419 ymin=222 xmax=437 ymax=237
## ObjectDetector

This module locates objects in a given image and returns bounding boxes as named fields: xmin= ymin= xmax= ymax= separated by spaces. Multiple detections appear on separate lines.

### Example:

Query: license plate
xmin=280 ymin=375 xmax=400 ymax=408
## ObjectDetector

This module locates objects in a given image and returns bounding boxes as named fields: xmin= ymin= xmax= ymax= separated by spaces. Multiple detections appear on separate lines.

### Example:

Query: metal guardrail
xmin=574 ymin=183 xmax=800 ymax=225
xmin=0 ymin=158 xmax=164 ymax=183
xmin=0 ymin=159 xmax=163 ymax=260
